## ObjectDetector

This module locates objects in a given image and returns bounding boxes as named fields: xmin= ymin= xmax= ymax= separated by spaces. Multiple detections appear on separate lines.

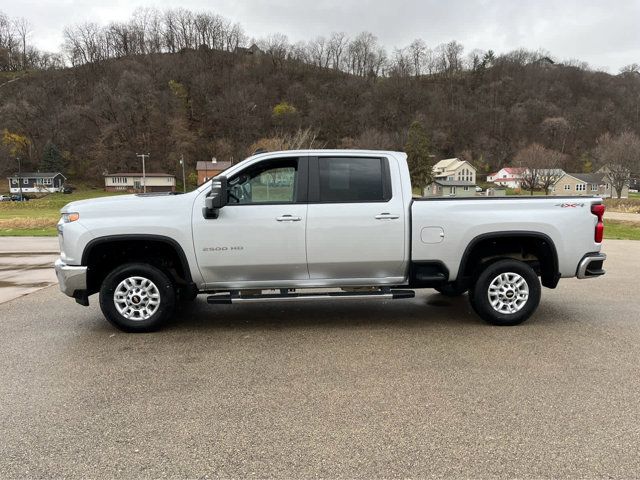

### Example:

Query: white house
xmin=104 ymin=173 xmax=176 ymax=193
xmin=424 ymin=158 xmax=478 ymax=197
xmin=432 ymin=158 xmax=477 ymax=183
xmin=487 ymin=167 xmax=528 ymax=189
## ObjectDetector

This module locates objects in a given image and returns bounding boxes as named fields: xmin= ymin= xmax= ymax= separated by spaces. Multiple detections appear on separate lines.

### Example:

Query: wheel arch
xmin=457 ymin=231 xmax=560 ymax=289
xmin=81 ymin=234 xmax=195 ymax=295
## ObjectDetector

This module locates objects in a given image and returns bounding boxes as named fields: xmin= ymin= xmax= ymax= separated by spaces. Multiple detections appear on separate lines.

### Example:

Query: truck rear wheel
xmin=99 ymin=263 xmax=176 ymax=332
xmin=470 ymin=259 xmax=540 ymax=326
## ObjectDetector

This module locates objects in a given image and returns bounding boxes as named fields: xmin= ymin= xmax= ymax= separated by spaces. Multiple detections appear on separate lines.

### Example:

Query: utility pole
xmin=179 ymin=154 xmax=186 ymax=193
xmin=136 ymin=153 xmax=149 ymax=193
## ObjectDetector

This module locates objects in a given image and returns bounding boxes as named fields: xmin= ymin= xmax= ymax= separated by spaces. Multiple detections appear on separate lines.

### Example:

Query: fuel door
xmin=420 ymin=226 xmax=445 ymax=244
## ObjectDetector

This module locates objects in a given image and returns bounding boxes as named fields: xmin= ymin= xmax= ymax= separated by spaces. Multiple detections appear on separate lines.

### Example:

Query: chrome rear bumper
xmin=577 ymin=253 xmax=606 ymax=279
xmin=54 ymin=258 xmax=87 ymax=296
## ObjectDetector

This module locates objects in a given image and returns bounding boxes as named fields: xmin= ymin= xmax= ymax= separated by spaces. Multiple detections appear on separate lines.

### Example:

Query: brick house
xmin=197 ymin=160 xmax=232 ymax=185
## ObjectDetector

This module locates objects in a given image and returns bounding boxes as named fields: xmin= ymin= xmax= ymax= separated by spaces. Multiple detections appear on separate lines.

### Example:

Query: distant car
xmin=0 ymin=194 xmax=12 ymax=202
xmin=62 ymin=186 xmax=76 ymax=194
xmin=11 ymin=194 xmax=30 ymax=202
xmin=475 ymin=186 xmax=483 ymax=192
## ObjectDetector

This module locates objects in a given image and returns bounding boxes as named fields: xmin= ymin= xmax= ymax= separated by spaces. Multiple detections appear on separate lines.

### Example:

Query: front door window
xmin=228 ymin=159 xmax=298 ymax=204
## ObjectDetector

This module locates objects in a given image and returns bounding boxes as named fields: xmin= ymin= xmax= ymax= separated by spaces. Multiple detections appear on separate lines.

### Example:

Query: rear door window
xmin=316 ymin=157 xmax=390 ymax=202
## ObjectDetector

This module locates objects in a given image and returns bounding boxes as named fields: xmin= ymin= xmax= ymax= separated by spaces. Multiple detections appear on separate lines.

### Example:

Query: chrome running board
xmin=207 ymin=289 xmax=415 ymax=304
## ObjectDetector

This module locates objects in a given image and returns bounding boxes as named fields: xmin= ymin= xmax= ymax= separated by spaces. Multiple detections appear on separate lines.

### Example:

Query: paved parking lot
xmin=0 ymin=239 xmax=639 ymax=478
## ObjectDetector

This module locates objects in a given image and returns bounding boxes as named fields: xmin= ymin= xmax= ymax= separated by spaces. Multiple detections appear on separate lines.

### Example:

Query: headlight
xmin=61 ymin=212 xmax=80 ymax=223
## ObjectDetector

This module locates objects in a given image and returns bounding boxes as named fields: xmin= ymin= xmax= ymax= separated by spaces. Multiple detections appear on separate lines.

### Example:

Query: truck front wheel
xmin=99 ymin=263 xmax=176 ymax=332
xmin=471 ymin=259 xmax=541 ymax=326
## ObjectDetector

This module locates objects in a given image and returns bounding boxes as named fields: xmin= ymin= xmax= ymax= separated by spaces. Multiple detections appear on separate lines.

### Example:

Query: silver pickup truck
xmin=55 ymin=149 xmax=606 ymax=332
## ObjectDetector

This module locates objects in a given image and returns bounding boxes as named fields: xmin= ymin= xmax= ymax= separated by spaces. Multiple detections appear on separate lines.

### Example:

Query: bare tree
xmin=390 ymin=47 xmax=412 ymax=77
xmin=248 ymin=127 xmax=324 ymax=154
xmin=307 ymin=36 xmax=331 ymax=68
xmin=594 ymin=131 xmax=640 ymax=198
xmin=540 ymin=117 xmax=571 ymax=153
xmin=434 ymin=40 xmax=464 ymax=75
xmin=327 ymin=32 xmax=347 ymax=70
xmin=408 ymin=39 xmax=426 ymax=76
xmin=106 ymin=22 xmax=133 ymax=57
xmin=13 ymin=17 xmax=29 ymax=70
xmin=259 ymin=33 xmax=289 ymax=68
xmin=193 ymin=12 xmax=213 ymax=47
xmin=345 ymin=32 xmax=382 ymax=77
xmin=225 ymin=22 xmax=245 ymax=52
xmin=63 ymin=22 xmax=108 ymax=65
xmin=144 ymin=7 xmax=163 ymax=53
xmin=515 ymin=143 xmax=566 ymax=195
xmin=619 ymin=63 xmax=640 ymax=74
xmin=466 ymin=48 xmax=485 ymax=71
xmin=287 ymin=40 xmax=308 ymax=64
xmin=0 ymin=13 xmax=19 ymax=70
xmin=174 ymin=8 xmax=195 ymax=50
xmin=162 ymin=9 xmax=178 ymax=53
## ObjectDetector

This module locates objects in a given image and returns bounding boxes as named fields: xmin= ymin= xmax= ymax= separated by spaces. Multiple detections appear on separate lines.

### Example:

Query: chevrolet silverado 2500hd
xmin=55 ymin=150 xmax=607 ymax=332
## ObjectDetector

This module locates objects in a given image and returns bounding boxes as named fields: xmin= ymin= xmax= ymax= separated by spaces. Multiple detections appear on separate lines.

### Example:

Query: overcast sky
xmin=4 ymin=0 xmax=640 ymax=72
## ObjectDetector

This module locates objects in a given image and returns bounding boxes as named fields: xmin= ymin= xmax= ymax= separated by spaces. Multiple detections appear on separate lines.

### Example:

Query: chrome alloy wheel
xmin=487 ymin=272 xmax=529 ymax=314
xmin=113 ymin=276 xmax=161 ymax=321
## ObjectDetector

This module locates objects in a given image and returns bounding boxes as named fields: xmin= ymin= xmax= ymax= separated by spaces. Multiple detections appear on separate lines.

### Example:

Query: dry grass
xmin=604 ymin=198 xmax=640 ymax=213
xmin=0 ymin=217 xmax=57 ymax=229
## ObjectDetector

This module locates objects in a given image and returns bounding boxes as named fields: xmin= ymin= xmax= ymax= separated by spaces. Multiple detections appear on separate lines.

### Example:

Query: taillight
xmin=591 ymin=204 xmax=605 ymax=243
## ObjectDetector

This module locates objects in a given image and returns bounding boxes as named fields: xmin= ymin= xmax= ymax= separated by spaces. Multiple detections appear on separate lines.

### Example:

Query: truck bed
xmin=410 ymin=196 xmax=603 ymax=280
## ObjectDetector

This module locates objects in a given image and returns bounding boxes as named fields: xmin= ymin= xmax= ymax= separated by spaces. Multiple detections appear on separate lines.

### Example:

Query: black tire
xmin=435 ymin=283 xmax=468 ymax=297
xmin=470 ymin=259 xmax=541 ymax=326
xmin=177 ymin=285 xmax=199 ymax=303
xmin=467 ymin=287 xmax=480 ymax=315
xmin=99 ymin=263 xmax=176 ymax=332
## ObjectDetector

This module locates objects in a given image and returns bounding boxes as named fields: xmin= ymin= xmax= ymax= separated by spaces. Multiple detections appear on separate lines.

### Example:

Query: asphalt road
xmin=1 ymin=239 xmax=639 ymax=478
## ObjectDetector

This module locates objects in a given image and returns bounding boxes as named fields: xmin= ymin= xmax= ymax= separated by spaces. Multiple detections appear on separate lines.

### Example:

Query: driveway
xmin=0 ymin=239 xmax=639 ymax=478
xmin=0 ymin=236 xmax=58 ymax=304
xmin=606 ymin=211 xmax=640 ymax=224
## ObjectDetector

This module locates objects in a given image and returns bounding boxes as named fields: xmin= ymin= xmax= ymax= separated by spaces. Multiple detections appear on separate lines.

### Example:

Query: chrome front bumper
xmin=577 ymin=253 xmax=606 ymax=279
xmin=54 ymin=259 xmax=87 ymax=296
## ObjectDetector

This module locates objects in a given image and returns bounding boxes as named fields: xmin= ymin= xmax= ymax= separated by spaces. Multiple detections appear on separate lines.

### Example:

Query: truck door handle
xmin=375 ymin=213 xmax=399 ymax=220
xmin=276 ymin=215 xmax=302 ymax=222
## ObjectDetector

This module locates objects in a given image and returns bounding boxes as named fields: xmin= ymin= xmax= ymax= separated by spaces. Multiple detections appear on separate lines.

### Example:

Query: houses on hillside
xmin=233 ymin=44 xmax=263 ymax=56
xmin=424 ymin=158 xmax=478 ymax=197
xmin=7 ymin=172 xmax=66 ymax=193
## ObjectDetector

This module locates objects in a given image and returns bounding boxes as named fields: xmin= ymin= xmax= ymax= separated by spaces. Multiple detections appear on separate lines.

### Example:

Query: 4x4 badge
xmin=555 ymin=203 xmax=585 ymax=208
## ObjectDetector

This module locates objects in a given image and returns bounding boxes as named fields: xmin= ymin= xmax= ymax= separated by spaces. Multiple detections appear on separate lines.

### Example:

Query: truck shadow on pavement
xmin=163 ymin=292 xmax=483 ymax=332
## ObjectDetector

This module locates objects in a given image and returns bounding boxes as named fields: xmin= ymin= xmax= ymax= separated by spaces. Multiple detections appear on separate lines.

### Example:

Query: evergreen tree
xmin=404 ymin=121 xmax=433 ymax=189
xmin=41 ymin=142 xmax=65 ymax=172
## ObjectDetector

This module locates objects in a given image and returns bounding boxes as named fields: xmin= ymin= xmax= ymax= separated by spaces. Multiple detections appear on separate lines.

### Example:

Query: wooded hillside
xmin=1 ymin=8 xmax=639 ymax=183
